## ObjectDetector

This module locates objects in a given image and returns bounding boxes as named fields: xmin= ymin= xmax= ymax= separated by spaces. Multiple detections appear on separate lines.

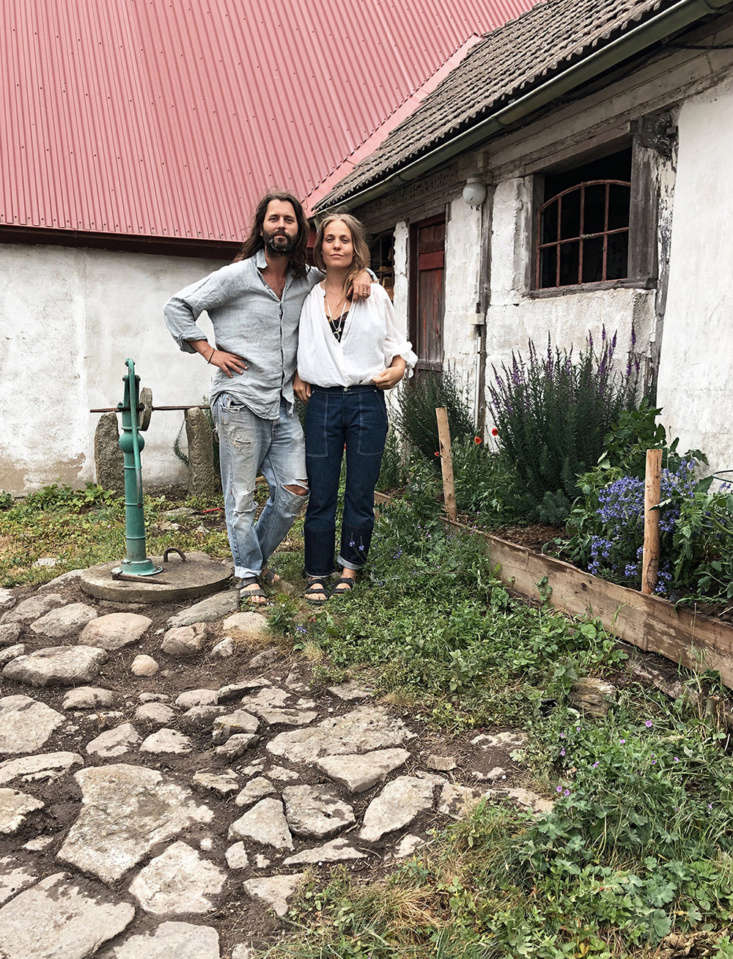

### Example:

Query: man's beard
xmin=263 ymin=230 xmax=297 ymax=256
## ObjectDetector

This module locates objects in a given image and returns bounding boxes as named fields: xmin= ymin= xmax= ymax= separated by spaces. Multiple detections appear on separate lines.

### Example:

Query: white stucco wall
xmin=483 ymin=177 xmax=655 ymax=422
xmin=443 ymin=196 xmax=483 ymax=414
xmin=656 ymin=78 xmax=733 ymax=473
xmin=0 ymin=244 xmax=223 ymax=494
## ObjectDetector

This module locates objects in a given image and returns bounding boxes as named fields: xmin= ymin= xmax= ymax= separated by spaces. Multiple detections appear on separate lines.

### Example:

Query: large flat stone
xmin=63 ymin=686 xmax=115 ymax=710
xmin=1 ymin=593 xmax=64 ymax=626
xmin=161 ymin=623 xmax=207 ymax=658
xmin=86 ymin=723 xmax=141 ymax=758
xmin=0 ymin=589 xmax=16 ymax=613
xmin=175 ymin=688 xmax=219 ymax=709
xmin=243 ymin=873 xmax=306 ymax=918
xmin=267 ymin=705 xmax=414 ymax=765
xmin=79 ymin=612 xmax=152 ymax=650
xmin=57 ymin=763 xmax=213 ymax=883
xmin=315 ymin=748 xmax=410 ymax=794
xmin=167 ymin=592 xmax=239 ymax=628
xmin=0 ymin=787 xmax=44 ymax=833
xmin=282 ymin=785 xmax=355 ymax=839
xmin=0 ymin=624 xmax=22 ymax=647
xmin=283 ymin=837 xmax=366 ymax=866
xmin=234 ymin=776 xmax=275 ymax=807
xmin=99 ymin=921 xmax=220 ymax=959
xmin=193 ymin=769 xmax=240 ymax=798
xmin=212 ymin=710 xmax=259 ymax=742
xmin=140 ymin=728 xmax=193 ymax=755
xmin=0 ymin=751 xmax=83 ymax=786
xmin=0 ymin=872 xmax=134 ymax=958
xmin=0 ymin=644 xmax=24 ymax=665
xmin=221 ymin=611 xmax=270 ymax=642
xmin=0 ymin=695 xmax=64 ymax=755
xmin=30 ymin=603 xmax=98 ymax=639
xmin=129 ymin=841 xmax=226 ymax=915
xmin=228 ymin=797 xmax=293 ymax=851
xmin=0 ymin=857 xmax=37 ymax=905
xmin=359 ymin=775 xmax=437 ymax=842
xmin=3 ymin=646 xmax=108 ymax=687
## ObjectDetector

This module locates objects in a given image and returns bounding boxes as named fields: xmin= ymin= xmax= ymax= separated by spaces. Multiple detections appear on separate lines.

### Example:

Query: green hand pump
xmin=112 ymin=359 xmax=162 ymax=578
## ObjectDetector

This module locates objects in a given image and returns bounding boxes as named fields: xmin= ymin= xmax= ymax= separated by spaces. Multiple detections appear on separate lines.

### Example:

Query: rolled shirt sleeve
xmin=380 ymin=288 xmax=418 ymax=372
xmin=163 ymin=262 xmax=245 ymax=353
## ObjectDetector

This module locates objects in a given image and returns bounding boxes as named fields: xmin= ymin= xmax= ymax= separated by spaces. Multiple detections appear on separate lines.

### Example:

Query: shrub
xmin=393 ymin=369 xmax=474 ymax=461
xmin=451 ymin=436 xmax=531 ymax=525
xmin=488 ymin=329 xmax=639 ymax=515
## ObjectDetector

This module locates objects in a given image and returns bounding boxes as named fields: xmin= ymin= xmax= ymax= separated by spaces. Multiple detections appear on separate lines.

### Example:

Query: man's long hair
xmin=233 ymin=191 xmax=309 ymax=278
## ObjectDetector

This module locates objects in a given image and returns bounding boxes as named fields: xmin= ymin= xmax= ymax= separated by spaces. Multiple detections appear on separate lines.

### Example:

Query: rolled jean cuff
xmin=337 ymin=555 xmax=364 ymax=571
xmin=234 ymin=565 xmax=261 ymax=579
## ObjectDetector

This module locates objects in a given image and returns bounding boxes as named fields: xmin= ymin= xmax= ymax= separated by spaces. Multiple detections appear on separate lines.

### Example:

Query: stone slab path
xmin=0 ymin=571 xmax=551 ymax=958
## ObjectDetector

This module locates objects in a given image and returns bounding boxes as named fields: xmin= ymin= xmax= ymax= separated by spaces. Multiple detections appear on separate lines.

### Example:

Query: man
xmin=164 ymin=191 xmax=371 ymax=603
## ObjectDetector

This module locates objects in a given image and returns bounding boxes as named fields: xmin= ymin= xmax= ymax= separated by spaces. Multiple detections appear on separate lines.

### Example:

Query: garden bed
xmin=375 ymin=492 xmax=733 ymax=690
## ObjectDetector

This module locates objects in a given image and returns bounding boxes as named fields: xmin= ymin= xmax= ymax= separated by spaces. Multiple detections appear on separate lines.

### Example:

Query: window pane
xmin=608 ymin=184 xmax=630 ymax=231
xmin=540 ymin=245 xmax=557 ymax=288
xmin=584 ymin=184 xmax=606 ymax=235
xmin=582 ymin=236 xmax=604 ymax=283
xmin=559 ymin=241 xmax=580 ymax=286
xmin=606 ymin=231 xmax=629 ymax=279
xmin=560 ymin=189 xmax=581 ymax=239
xmin=541 ymin=201 xmax=558 ymax=243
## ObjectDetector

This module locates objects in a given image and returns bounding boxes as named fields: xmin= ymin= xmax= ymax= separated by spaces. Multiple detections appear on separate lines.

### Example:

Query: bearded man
xmin=164 ymin=191 xmax=371 ymax=603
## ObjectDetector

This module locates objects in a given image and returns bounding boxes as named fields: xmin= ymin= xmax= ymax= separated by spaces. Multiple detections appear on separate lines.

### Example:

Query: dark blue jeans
xmin=304 ymin=385 xmax=388 ymax=577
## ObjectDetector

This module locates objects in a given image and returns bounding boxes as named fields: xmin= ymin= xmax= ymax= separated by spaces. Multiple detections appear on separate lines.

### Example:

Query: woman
xmin=294 ymin=214 xmax=416 ymax=604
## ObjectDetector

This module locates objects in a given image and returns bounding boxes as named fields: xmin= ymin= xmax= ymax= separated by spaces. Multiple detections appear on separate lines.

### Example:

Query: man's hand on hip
xmin=212 ymin=349 xmax=247 ymax=378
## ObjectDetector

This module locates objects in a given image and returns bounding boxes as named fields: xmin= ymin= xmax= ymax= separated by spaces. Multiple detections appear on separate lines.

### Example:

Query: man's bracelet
xmin=207 ymin=346 xmax=216 ymax=364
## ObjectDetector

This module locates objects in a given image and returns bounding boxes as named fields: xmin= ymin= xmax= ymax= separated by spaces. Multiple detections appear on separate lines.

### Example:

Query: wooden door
xmin=409 ymin=215 xmax=445 ymax=372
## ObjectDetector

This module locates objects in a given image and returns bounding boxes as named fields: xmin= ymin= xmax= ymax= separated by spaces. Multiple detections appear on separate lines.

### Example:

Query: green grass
xmin=0 ymin=483 xmax=230 ymax=587
xmin=263 ymin=497 xmax=733 ymax=958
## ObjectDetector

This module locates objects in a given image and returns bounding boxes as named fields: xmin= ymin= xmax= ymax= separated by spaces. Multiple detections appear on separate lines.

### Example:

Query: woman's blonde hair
xmin=314 ymin=213 xmax=370 ymax=294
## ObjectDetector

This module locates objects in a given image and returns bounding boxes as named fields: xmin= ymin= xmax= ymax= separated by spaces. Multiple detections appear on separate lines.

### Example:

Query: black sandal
xmin=304 ymin=578 xmax=329 ymax=606
xmin=238 ymin=577 xmax=268 ymax=606
xmin=332 ymin=576 xmax=356 ymax=595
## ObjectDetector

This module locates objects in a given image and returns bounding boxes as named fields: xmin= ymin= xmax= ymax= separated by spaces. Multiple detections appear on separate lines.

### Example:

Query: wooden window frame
xmin=530 ymin=137 xmax=658 ymax=295
xmin=536 ymin=179 xmax=631 ymax=289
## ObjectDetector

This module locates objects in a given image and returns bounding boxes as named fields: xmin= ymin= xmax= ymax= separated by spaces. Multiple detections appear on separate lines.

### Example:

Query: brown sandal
xmin=332 ymin=576 xmax=356 ymax=595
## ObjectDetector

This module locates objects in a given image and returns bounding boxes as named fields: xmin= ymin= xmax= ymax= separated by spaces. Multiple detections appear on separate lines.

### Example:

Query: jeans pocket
xmin=304 ymin=392 xmax=329 ymax=458
xmin=220 ymin=395 xmax=256 ymax=451
xmin=356 ymin=392 xmax=388 ymax=456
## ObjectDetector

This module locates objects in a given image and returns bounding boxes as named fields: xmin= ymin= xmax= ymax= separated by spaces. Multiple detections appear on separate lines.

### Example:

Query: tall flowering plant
xmin=489 ymin=329 xmax=639 ymax=516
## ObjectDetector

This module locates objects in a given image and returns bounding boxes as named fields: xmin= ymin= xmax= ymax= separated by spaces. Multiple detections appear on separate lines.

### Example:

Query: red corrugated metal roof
xmin=0 ymin=0 xmax=537 ymax=242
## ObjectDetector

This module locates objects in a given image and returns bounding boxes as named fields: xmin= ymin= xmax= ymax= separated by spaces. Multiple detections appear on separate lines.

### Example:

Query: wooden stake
xmin=642 ymin=448 xmax=662 ymax=595
xmin=435 ymin=407 xmax=457 ymax=522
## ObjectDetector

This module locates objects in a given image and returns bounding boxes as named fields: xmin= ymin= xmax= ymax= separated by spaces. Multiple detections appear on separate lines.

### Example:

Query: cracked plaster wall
xmin=0 ymin=244 xmax=222 ymax=494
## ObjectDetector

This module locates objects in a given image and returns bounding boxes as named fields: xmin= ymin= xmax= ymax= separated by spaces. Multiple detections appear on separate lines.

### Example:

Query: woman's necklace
xmin=325 ymin=290 xmax=349 ymax=342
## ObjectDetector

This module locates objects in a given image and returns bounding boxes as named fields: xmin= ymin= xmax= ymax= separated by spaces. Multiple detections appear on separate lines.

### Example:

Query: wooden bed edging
xmin=374 ymin=492 xmax=733 ymax=689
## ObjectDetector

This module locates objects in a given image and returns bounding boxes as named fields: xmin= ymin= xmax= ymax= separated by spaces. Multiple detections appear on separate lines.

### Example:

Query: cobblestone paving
xmin=0 ymin=571 xmax=552 ymax=958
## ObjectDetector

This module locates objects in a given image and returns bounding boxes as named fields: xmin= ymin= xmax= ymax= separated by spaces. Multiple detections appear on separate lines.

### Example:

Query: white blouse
xmin=297 ymin=283 xmax=417 ymax=388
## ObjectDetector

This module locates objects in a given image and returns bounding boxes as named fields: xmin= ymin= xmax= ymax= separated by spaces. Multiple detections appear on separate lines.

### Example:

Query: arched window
xmin=536 ymin=179 xmax=631 ymax=288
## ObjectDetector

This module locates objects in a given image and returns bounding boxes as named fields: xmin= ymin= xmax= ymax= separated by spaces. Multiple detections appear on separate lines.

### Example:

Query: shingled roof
xmin=318 ymin=0 xmax=692 ymax=208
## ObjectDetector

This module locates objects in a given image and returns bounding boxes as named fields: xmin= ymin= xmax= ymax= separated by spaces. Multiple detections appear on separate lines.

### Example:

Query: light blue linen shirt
xmin=164 ymin=249 xmax=322 ymax=420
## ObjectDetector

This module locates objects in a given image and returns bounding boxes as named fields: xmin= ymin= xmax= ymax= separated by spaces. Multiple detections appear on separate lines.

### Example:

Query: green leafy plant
xmin=393 ymin=369 xmax=474 ymax=461
xmin=376 ymin=428 xmax=405 ymax=492
xmin=450 ymin=436 xmax=532 ymax=525
xmin=489 ymin=329 xmax=640 ymax=518
xmin=0 ymin=491 xmax=13 ymax=511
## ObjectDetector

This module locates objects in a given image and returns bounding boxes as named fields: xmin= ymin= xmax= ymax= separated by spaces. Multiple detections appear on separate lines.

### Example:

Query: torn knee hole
xmin=284 ymin=483 xmax=308 ymax=496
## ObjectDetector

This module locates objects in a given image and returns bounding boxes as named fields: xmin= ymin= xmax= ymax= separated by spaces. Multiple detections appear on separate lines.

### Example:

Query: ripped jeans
xmin=212 ymin=394 xmax=307 ymax=580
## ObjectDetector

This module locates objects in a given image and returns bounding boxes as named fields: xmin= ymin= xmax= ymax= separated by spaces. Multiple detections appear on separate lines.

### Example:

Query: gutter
xmin=318 ymin=0 xmax=733 ymax=212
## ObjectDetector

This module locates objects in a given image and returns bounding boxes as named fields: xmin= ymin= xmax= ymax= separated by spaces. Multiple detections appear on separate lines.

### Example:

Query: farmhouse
xmin=0 ymin=0 xmax=535 ymax=494
xmin=318 ymin=0 xmax=733 ymax=474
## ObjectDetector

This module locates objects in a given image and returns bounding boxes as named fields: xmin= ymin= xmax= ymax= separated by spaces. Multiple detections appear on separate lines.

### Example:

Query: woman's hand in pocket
xmin=294 ymin=372 xmax=312 ymax=402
